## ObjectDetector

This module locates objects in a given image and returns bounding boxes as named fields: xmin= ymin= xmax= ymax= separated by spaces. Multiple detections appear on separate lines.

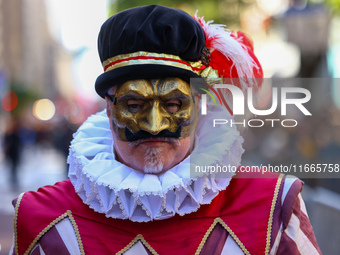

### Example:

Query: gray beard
xmin=143 ymin=147 xmax=164 ymax=174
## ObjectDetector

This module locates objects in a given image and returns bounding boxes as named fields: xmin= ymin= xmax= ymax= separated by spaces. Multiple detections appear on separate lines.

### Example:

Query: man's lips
xmin=129 ymin=137 xmax=178 ymax=146
xmin=139 ymin=138 xmax=169 ymax=143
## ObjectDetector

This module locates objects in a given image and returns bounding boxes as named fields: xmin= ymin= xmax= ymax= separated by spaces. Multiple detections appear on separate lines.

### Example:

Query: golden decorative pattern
xmin=14 ymin=201 xmax=85 ymax=255
xmin=195 ymin=175 xmax=283 ymax=255
xmin=67 ymin=211 xmax=85 ymax=255
xmin=103 ymin=51 xmax=202 ymax=72
xmin=195 ymin=217 xmax=250 ymax=255
xmin=14 ymin=192 xmax=25 ymax=255
xmin=265 ymin=174 xmax=284 ymax=255
xmin=24 ymin=211 xmax=69 ymax=255
xmin=102 ymin=51 xmax=221 ymax=85
xmin=117 ymin=234 xmax=159 ymax=255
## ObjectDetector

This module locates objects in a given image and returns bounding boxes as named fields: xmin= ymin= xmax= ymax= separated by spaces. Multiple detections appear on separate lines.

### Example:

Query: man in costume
xmin=11 ymin=5 xmax=321 ymax=255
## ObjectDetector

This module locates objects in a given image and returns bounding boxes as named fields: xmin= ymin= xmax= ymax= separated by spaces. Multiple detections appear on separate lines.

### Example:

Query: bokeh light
xmin=33 ymin=99 xmax=56 ymax=121
xmin=1 ymin=90 xmax=18 ymax=111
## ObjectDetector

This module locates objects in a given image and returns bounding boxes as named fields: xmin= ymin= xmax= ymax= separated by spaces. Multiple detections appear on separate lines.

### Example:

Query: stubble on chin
xmin=143 ymin=147 xmax=164 ymax=174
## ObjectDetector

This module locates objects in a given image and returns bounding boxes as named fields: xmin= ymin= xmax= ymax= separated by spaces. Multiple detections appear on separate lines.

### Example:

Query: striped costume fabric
xmin=11 ymin=176 xmax=321 ymax=255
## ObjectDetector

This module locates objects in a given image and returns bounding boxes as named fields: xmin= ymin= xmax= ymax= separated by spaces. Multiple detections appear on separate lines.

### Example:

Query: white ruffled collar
xmin=68 ymin=105 xmax=244 ymax=222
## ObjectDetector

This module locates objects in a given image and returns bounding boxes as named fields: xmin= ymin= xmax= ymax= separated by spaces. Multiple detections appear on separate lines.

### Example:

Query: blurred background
xmin=0 ymin=0 xmax=339 ymax=254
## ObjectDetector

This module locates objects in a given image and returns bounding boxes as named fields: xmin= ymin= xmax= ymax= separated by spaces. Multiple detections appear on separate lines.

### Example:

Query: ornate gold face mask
xmin=107 ymin=78 xmax=199 ymax=141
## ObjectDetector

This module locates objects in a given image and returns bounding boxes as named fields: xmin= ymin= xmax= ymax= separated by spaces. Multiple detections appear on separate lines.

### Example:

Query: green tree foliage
xmin=324 ymin=0 xmax=340 ymax=13
xmin=108 ymin=0 xmax=262 ymax=29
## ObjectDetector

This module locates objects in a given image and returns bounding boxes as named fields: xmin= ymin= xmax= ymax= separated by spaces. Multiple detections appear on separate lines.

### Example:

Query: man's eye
xmin=166 ymin=100 xmax=181 ymax=113
xmin=127 ymin=100 xmax=144 ymax=112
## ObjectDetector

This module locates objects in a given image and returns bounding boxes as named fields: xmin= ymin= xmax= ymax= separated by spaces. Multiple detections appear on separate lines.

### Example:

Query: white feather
xmin=195 ymin=14 xmax=260 ymax=90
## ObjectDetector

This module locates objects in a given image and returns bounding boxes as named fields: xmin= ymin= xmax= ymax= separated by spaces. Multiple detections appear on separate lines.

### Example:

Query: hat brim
xmin=95 ymin=64 xmax=201 ymax=98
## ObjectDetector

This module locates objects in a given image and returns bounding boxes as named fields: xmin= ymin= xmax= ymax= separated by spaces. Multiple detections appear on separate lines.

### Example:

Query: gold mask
xmin=107 ymin=78 xmax=199 ymax=141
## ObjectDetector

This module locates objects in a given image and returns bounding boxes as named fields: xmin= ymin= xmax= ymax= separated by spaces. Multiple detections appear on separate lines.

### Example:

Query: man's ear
xmin=105 ymin=95 xmax=113 ymax=117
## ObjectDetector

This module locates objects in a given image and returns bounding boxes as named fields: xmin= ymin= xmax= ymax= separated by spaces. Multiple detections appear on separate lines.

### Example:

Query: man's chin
xmin=143 ymin=147 xmax=164 ymax=174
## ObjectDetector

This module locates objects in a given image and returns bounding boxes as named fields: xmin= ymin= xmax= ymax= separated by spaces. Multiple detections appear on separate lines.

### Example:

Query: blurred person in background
xmin=53 ymin=118 xmax=77 ymax=178
xmin=10 ymin=5 xmax=321 ymax=255
xmin=4 ymin=116 xmax=22 ymax=192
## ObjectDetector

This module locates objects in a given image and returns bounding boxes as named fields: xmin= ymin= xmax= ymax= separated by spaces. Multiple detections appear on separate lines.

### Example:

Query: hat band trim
xmin=103 ymin=51 xmax=205 ymax=74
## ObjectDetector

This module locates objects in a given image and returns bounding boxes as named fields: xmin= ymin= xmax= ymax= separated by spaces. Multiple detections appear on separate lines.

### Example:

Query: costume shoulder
xmin=12 ymin=179 xmax=85 ymax=255
xmin=212 ymin=171 xmax=304 ymax=255
xmin=191 ymin=170 xmax=287 ymax=255
xmin=270 ymin=175 xmax=322 ymax=254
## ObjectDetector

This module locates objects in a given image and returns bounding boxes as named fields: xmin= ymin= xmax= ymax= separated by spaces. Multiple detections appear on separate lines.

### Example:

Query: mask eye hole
xmin=166 ymin=99 xmax=181 ymax=113
xmin=127 ymin=99 xmax=144 ymax=112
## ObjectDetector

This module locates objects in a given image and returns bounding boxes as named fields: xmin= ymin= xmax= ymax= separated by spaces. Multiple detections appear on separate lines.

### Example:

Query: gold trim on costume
xmin=102 ymin=51 xmax=220 ymax=83
xmin=24 ymin=212 xmax=68 ymax=254
xmin=265 ymin=174 xmax=284 ymax=255
xmin=24 ymin=211 xmax=69 ymax=255
xmin=103 ymin=51 xmax=199 ymax=71
xmin=195 ymin=217 xmax=250 ymax=255
xmin=67 ymin=211 xmax=85 ymax=255
xmin=105 ymin=57 xmax=195 ymax=73
xmin=15 ymin=209 xmax=85 ymax=255
xmin=14 ymin=192 xmax=25 ymax=255
xmin=103 ymin=51 xmax=206 ymax=74
xmin=117 ymin=234 xmax=159 ymax=255
xmin=196 ymin=175 xmax=283 ymax=255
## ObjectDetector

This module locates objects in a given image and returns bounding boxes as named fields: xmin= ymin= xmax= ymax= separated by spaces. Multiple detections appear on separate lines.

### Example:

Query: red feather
xmin=193 ymin=15 xmax=263 ymax=115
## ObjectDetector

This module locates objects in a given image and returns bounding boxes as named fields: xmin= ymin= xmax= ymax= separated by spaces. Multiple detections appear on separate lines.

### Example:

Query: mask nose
xmin=139 ymin=101 xmax=170 ymax=135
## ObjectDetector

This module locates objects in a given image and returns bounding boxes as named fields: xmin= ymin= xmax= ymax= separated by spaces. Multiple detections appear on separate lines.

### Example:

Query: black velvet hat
xmin=95 ymin=5 xmax=206 ymax=98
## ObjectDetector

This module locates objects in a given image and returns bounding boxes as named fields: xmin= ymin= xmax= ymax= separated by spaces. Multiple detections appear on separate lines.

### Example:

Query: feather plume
xmin=194 ymin=14 xmax=263 ymax=92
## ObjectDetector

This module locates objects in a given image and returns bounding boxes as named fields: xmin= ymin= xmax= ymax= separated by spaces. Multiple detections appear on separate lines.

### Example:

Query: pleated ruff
xmin=68 ymin=105 xmax=244 ymax=222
